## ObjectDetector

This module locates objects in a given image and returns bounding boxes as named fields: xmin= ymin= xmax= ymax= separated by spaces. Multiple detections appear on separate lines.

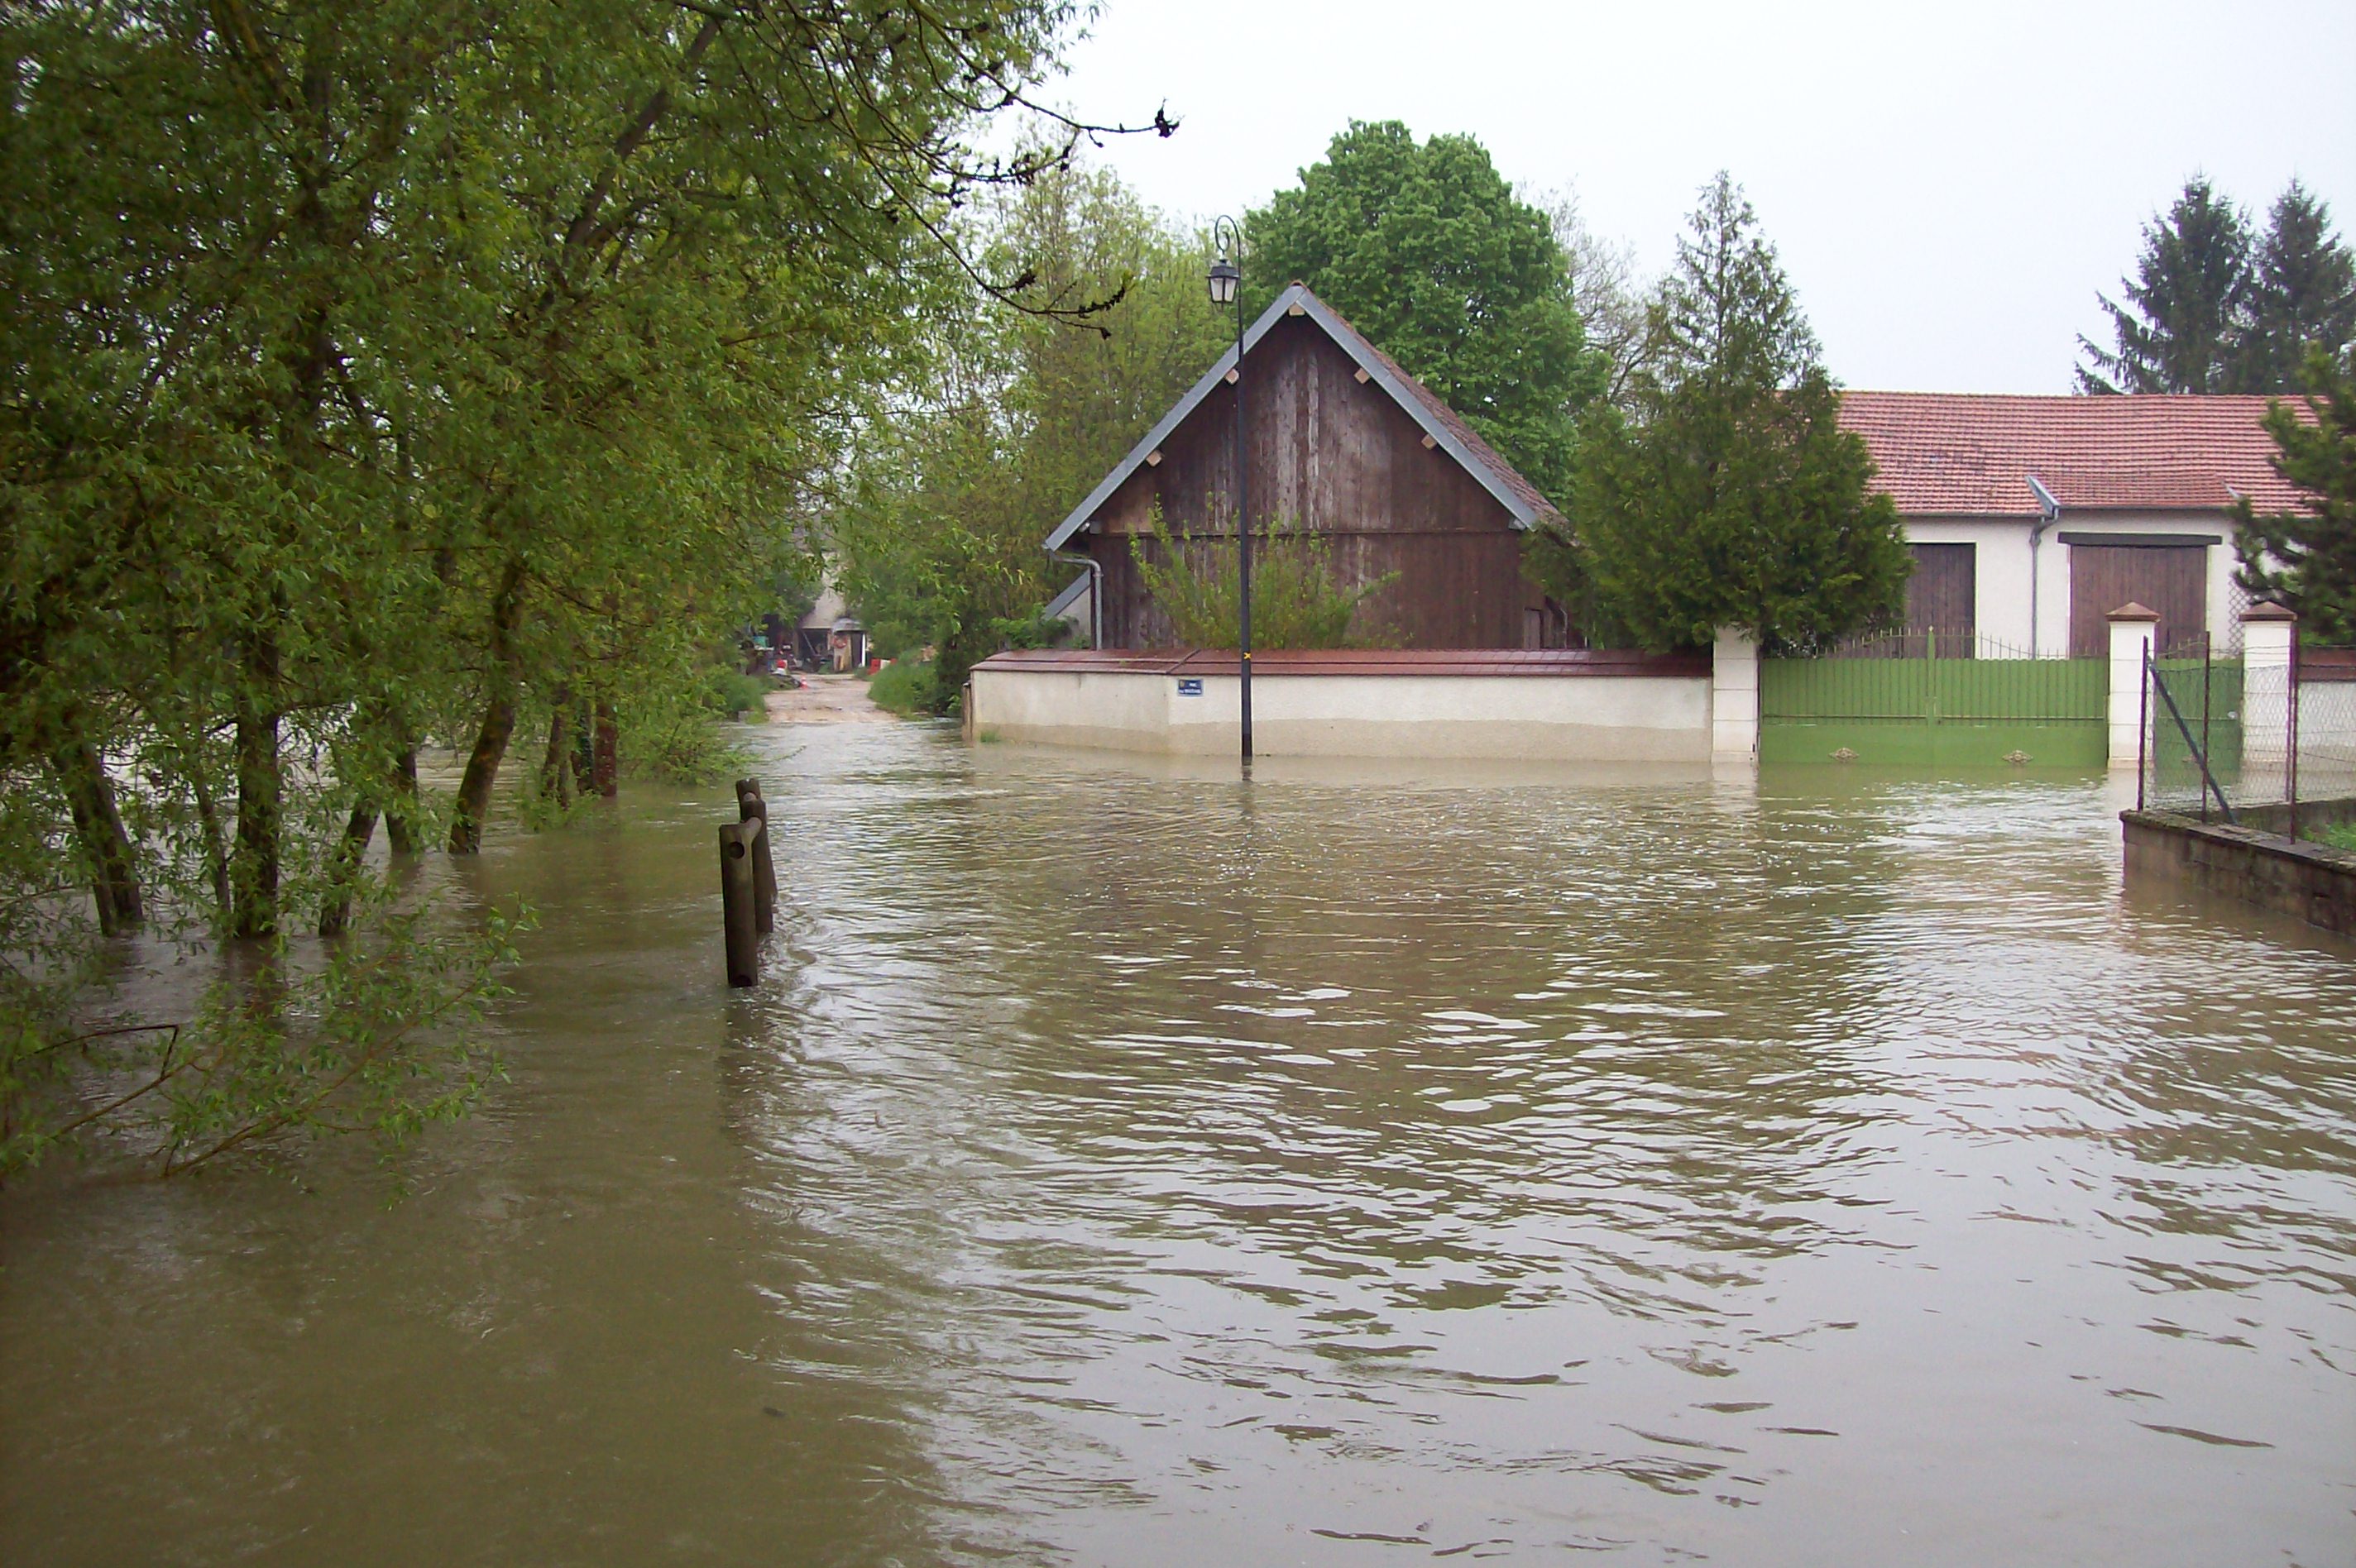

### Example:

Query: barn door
xmin=2067 ymin=539 xmax=2209 ymax=657
xmin=1905 ymin=544 xmax=1975 ymax=652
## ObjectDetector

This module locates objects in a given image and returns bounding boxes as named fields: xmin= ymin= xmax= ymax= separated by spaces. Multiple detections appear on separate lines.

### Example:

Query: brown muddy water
xmin=2 ymin=724 xmax=2353 ymax=1566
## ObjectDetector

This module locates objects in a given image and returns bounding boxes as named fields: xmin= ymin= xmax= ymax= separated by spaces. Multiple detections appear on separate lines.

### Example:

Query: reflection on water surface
xmin=3 ymin=726 xmax=2352 ymax=1566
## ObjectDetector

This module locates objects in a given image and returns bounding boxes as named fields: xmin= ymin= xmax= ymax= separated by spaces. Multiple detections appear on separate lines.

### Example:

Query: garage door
xmin=2066 ymin=535 xmax=2211 ymax=657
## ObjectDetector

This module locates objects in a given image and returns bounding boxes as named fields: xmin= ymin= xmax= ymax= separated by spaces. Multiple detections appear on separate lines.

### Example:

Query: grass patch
xmin=867 ymin=659 xmax=939 ymax=718
xmin=2313 ymin=820 xmax=2356 ymax=853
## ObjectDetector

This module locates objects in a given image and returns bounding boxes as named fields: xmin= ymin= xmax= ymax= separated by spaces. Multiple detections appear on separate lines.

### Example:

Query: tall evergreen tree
xmin=2234 ymin=347 xmax=2356 ymax=643
xmin=2237 ymin=182 xmax=2356 ymax=393
xmin=1545 ymin=174 xmax=1908 ymax=652
xmin=2079 ymin=176 xmax=2254 ymax=394
xmin=1244 ymin=121 xmax=1604 ymax=504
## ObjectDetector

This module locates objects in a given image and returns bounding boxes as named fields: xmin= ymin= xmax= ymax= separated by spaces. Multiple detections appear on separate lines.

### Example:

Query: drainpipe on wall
xmin=2027 ymin=474 xmax=2062 ymax=658
xmin=1051 ymin=549 xmax=1104 ymax=651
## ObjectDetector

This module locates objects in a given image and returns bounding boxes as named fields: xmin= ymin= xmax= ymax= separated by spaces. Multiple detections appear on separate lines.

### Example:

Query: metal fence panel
xmin=1761 ymin=648 xmax=2107 ymax=767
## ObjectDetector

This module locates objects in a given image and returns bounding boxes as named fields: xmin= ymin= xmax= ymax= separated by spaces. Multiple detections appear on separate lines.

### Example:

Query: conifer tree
xmin=2237 ymin=182 xmax=2356 ymax=393
xmin=2079 ymin=177 xmax=2254 ymax=394
xmin=1550 ymin=174 xmax=1908 ymax=652
xmin=2234 ymin=347 xmax=2356 ymax=643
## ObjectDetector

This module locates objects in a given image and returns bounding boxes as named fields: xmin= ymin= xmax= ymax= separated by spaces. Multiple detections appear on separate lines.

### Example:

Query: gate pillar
xmin=2241 ymin=600 xmax=2297 ymax=773
xmin=1712 ymin=629 xmax=1760 ymax=758
xmin=2107 ymin=604 xmax=2159 ymax=769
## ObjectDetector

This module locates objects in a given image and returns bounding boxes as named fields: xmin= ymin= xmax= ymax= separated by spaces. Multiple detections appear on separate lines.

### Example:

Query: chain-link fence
xmin=2142 ymin=641 xmax=2356 ymax=836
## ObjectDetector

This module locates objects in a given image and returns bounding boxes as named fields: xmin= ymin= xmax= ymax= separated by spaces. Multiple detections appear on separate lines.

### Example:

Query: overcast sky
xmin=1042 ymin=0 xmax=2356 ymax=394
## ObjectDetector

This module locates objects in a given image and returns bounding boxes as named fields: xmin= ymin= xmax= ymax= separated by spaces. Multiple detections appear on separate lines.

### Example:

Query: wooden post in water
xmin=735 ymin=777 xmax=776 ymax=935
xmin=718 ymin=816 xmax=763 ymax=987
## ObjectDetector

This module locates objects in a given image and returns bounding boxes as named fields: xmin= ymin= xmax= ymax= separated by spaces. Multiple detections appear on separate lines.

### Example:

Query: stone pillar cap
xmin=2241 ymin=600 xmax=2299 ymax=622
xmin=2105 ymin=603 xmax=2160 ymax=622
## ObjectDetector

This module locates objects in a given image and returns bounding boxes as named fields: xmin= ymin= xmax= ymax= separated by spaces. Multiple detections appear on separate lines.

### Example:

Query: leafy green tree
xmin=2079 ymin=176 xmax=2255 ymax=393
xmin=836 ymin=153 xmax=1233 ymax=703
xmin=2234 ymin=347 xmax=2356 ymax=643
xmin=1245 ymin=121 xmax=1605 ymax=503
xmin=1550 ymin=174 xmax=1908 ymax=653
xmin=0 ymin=0 xmax=1139 ymax=1179
xmin=2237 ymin=182 xmax=2356 ymax=393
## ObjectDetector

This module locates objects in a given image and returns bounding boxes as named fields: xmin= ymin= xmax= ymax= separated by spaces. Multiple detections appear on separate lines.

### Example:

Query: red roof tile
xmin=1836 ymin=391 xmax=2314 ymax=518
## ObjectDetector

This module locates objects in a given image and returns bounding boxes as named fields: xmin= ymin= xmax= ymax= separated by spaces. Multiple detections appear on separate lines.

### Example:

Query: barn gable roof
xmin=1836 ymin=390 xmax=2314 ymax=518
xmin=1043 ymin=283 xmax=1563 ymax=551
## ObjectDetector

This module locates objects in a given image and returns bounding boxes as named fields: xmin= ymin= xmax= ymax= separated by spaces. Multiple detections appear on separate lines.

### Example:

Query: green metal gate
xmin=1760 ymin=639 xmax=2107 ymax=767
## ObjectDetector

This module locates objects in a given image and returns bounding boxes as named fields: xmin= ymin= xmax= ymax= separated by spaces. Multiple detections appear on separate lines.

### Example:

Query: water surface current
xmin=4 ymin=725 xmax=2352 ymax=1565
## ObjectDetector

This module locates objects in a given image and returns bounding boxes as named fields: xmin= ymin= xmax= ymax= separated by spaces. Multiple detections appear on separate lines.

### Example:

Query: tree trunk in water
xmin=317 ymin=804 xmax=377 ymax=937
xmin=591 ymin=699 xmax=619 ymax=798
xmin=384 ymin=744 xmax=421 ymax=856
xmin=449 ymin=560 xmax=527 ymax=855
xmin=448 ymin=692 xmax=517 ymax=855
xmin=190 ymin=763 xmax=233 ymax=927
xmin=573 ymin=696 xmax=596 ymax=792
xmin=232 ymin=700 xmax=280 ymax=939
xmin=539 ymin=691 xmax=574 ymax=809
xmin=52 ymin=738 xmax=141 ymax=935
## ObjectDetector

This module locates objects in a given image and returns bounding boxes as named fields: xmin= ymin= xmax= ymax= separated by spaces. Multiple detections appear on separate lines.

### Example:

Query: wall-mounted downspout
xmin=1051 ymin=547 xmax=1104 ymax=651
xmin=2027 ymin=474 xmax=2062 ymax=658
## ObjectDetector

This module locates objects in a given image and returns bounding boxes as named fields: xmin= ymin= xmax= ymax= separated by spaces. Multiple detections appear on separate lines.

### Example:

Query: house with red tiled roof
xmin=1837 ymin=392 xmax=2308 ymax=658
xmin=1043 ymin=283 xmax=1572 ymax=650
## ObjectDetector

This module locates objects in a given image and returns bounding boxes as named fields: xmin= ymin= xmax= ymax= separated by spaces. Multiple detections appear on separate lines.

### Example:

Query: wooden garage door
xmin=1905 ymin=543 xmax=1975 ymax=648
xmin=2066 ymin=537 xmax=2210 ymax=657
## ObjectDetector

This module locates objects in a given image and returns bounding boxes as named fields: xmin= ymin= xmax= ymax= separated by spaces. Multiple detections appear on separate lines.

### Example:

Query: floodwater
xmin=3 ymin=725 xmax=2353 ymax=1566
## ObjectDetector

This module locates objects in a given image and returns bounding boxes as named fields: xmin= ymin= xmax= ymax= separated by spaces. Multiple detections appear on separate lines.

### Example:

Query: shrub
xmin=700 ymin=666 xmax=771 ymax=718
xmin=1130 ymin=503 xmax=1396 ymax=648
xmin=868 ymin=659 xmax=941 ymax=717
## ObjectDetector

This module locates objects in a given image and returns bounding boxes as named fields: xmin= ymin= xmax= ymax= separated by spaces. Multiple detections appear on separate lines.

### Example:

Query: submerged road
xmin=3 ymin=729 xmax=2351 ymax=1566
xmin=764 ymin=671 xmax=895 ymax=724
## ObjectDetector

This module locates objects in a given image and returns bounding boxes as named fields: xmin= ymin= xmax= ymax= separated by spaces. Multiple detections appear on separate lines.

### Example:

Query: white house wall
xmin=1902 ymin=511 xmax=2242 ymax=656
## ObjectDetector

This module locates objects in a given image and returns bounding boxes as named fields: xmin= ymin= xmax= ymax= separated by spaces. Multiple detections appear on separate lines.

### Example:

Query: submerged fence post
xmin=2200 ymin=633 xmax=2213 ymax=824
xmin=2289 ymin=629 xmax=2301 ymax=844
xmin=735 ymin=777 xmax=776 ymax=935
xmin=2137 ymin=643 xmax=2149 ymax=812
xmin=718 ymin=815 xmax=763 ymax=987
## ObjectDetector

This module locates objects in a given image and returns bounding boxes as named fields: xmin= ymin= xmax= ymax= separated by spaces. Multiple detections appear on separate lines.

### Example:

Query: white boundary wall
xmin=969 ymin=663 xmax=1728 ymax=762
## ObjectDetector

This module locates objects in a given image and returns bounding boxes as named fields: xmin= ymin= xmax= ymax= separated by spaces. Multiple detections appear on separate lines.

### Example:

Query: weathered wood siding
xmin=1079 ymin=315 xmax=1545 ymax=649
xmin=2068 ymin=543 xmax=2208 ymax=657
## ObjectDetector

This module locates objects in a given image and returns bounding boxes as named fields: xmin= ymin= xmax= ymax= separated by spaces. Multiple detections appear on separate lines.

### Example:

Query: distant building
xmin=1042 ymin=283 xmax=1573 ymax=651
xmin=793 ymin=586 xmax=866 ymax=671
xmin=1838 ymin=393 xmax=2311 ymax=657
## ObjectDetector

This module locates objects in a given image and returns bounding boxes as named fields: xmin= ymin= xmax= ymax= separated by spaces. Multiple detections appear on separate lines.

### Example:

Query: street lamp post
xmin=1209 ymin=218 xmax=1251 ymax=764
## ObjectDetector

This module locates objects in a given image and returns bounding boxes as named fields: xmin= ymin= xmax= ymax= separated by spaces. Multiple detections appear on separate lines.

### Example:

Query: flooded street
xmin=3 ymin=724 xmax=2352 ymax=1566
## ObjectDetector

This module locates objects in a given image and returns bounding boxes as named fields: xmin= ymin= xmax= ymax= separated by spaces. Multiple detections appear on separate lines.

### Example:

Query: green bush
xmin=2315 ymin=821 xmax=2356 ymax=853
xmin=700 ymin=666 xmax=771 ymax=718
xmin=868 ymin=659 xmax=941 ymax=718
xmin=1130 ymin=503 xmax=1395 ymax=648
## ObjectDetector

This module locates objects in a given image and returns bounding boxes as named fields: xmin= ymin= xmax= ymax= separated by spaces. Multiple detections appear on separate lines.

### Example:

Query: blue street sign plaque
xmin=1176 ymin=677 xmax=1204 ymax=696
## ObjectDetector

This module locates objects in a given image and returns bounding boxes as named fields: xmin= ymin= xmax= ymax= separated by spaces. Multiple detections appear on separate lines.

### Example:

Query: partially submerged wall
xmin=967 ymin=648 xmax=1720 ymax=762
xmin=2121 ymin=807 xmax=2356 ymax=939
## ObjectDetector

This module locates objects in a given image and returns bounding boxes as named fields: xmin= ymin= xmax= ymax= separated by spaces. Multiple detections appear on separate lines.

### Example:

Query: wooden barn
xmin=1042 ymin=284 xmax=1573 ymax=650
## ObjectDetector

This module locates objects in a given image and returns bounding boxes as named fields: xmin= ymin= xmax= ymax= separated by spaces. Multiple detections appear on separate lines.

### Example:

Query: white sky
xmin=1044 ymin=0 xmax=2356 ymax=394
